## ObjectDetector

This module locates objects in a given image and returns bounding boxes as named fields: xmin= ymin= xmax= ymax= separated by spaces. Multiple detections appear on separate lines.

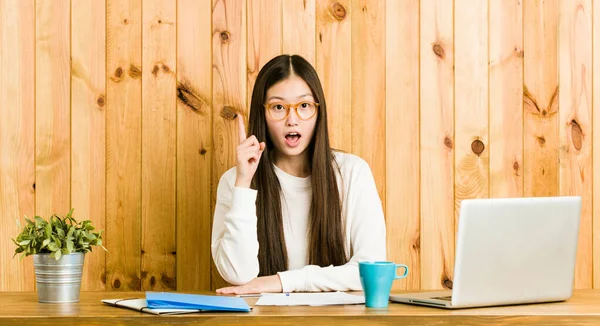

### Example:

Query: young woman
xmin=212 ymin=54 xmax=386 ymax=294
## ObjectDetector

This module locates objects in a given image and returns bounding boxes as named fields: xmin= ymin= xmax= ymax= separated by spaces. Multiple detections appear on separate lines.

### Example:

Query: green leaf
xmin=56 ymin=228 xmax=65 ymax=238
xmin=66 ymin=240 xmax=74 ymax=253
xmin=34 ymin=216 xmax=44 ymax=226
xmin=67 ymin=226 xmax=74 ymax=239
xmin=18 ymin=240 xmax=31 ymax=246
xmin=52 ymin=219 xmax=62 ymax=232
xmin=52 ymin=235 xmax=61 ymax=249
xmin=47 ymin=242 xmax=59 ymax=252
xmin=53 ymin=250 xmax=62 ymax=260
xmin=41 ymin=238 xmax=51 ymax=249
xmin=45 ymin=222 xmax=52 ymax=238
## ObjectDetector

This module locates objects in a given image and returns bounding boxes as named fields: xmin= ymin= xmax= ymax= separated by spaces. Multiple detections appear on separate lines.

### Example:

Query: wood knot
xmin=177 ymin=81 xmax=207 ymax=113
xmin=220 ymin=31 xmax=230 ymax=43
xmin=515 ymin=47 xmax=524 ymax=58
xmin=199 ymin=149 xmax=207 ymax=155
xmin=412 ymin=236 xmax=420 ymax=251
xmin=331 ymin=3 xmax=346 ymax=20
xmin=537 ymin=136 xmax=545 ymax=146
xmin=123 ymin=18 xmax=129 ymax=24
xmin=523 ymin=85 xmax=540 ymax=114
xmin=220 ymin=106 xmax=238 ymax=120
xmin=150 ymin=276 xmax=156 ymax=287
xmin=443 ymin=279 xmax=453 ymax=289
xmin=113 ymin=278 xmax=121 ymax=289
xmin=152 ymin=65 xmax=160 ymax=76
xmin=128 ymin=64 xmax=141 ymax=79
xmin=111 ymin=67 xmax=125 ymax=83
xmin=161 ymin=273 xmax=177 ymax=290
xmin=433 ymin=43 xmax=445 ymax=59
xmin=162 ymin=65 xmax=171 ymax=73
xmin=444 ymin=137 xmax=453 ymax=149
xmin=513 ymin=161 xmax=519 ymax=171
xmin=471 ymin=139 xmax=485 ymax=155
xmin=542 ymin=110 xmax=547 ymax=116
xmin=97 ymin=95 xmax=105 ymax=108
xmin=129 ymin=275 xmax=142 ymax=290
xmin=32 ymin=183 xmax=35 ymax=190
xmin=157 ymin=19 xmax=162 ymax=24
xmin=571 ymin=120 xmax=583 ymax=150
xmin=141 ymin=270 xmax=148 ymax=278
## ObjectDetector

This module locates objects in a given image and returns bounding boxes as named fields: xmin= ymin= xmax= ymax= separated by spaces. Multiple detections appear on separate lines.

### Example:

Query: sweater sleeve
xmin=277 ymin=159 xmax=387 ymax=292
xmin=211 ymin=169 xmax=261 ymax=285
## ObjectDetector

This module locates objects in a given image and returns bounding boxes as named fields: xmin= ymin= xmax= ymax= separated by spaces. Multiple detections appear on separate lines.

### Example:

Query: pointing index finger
xmin=237 ymin=114 xmax=247 ymax=143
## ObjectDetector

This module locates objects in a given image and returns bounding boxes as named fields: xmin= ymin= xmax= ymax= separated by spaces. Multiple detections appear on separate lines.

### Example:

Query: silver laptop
xmin=390 ymin=196 xmax=581 ymax=309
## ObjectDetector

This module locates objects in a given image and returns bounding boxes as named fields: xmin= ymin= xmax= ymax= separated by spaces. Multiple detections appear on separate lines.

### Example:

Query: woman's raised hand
xmin=235 ymin=115 xmax=266 ymax=188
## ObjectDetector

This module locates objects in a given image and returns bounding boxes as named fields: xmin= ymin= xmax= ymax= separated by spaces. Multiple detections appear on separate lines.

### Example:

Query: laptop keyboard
xmin=432 ymin=296 xmax=452 ymax=301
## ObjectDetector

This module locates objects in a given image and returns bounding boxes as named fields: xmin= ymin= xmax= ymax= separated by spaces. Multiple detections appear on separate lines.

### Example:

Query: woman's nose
xmin=286 ymin=108 xmax=299 ymax=126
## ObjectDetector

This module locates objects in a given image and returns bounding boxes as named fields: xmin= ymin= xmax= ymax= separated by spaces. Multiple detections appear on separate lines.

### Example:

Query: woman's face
xmin=264 ymin=75 xmax=318 ymax=161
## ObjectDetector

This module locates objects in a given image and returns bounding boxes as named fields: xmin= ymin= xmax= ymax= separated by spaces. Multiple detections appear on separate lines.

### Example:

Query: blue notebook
xmin=146 ymin=292 xmax=251 ymax=312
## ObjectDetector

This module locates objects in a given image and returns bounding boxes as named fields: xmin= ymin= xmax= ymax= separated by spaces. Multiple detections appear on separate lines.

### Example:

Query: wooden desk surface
xmin=1 ymin=290 xmax=600 ymax=325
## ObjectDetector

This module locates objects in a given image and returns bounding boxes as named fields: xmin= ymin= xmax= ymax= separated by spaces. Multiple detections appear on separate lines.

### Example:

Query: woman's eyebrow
xmin=266 ymin=96 xmax=285 ymax=101
xmin=266 ymin=94 xmax=313 ymax=102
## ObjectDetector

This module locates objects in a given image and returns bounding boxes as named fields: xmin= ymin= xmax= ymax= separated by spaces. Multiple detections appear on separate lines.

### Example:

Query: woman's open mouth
xmin=284 ymin=132 xmax=301 ymax=147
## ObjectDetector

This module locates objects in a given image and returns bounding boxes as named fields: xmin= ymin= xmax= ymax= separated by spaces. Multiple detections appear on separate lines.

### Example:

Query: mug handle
xmin=395 ymin=264 xmax=409 ymax=279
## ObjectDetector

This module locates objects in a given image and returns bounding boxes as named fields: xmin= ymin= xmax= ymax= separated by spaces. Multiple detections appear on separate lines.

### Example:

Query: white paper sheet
xmin=102 ymin=298 xmax=200 ymax=315
xmin=254 ymin=292 xmax=365 ymax=306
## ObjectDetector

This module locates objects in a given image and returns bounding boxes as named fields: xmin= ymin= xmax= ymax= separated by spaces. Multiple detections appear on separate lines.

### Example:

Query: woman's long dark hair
xmin=248 ymin=54 xmax=346 ymax=276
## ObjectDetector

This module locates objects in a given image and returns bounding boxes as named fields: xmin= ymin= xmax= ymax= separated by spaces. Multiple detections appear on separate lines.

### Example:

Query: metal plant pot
xmin=33 ymin=252 xmax=85 ymax=303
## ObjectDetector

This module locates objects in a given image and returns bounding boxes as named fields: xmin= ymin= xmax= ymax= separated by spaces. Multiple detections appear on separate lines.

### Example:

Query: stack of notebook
xmin=102 ymin=292 xmax=251 ymax=315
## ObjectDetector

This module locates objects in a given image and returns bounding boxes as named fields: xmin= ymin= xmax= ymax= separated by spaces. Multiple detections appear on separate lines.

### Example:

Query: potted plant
xmin=12 ymin=208 xmax=107 ymax=303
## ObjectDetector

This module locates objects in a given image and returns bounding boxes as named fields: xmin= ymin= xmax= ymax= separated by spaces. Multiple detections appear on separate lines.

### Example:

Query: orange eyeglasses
xmin=264 ymin=101 xmax=319 ymax=121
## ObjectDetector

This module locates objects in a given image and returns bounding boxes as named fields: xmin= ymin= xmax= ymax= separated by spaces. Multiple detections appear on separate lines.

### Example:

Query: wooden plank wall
xmin=0 ymin=0 xmax=599 ymax=292
xmin=71 ymin=0 xmax=106 ymax=291
xmin=0 ymin=0 xmax=35 ymax=291
xmin=105 ymin=0 xmax=142 ymax=291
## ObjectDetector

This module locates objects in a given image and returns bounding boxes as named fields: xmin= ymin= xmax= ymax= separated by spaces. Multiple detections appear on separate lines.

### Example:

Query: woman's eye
xmin=274 ymin=104 xmax=284 ymax=111
xmin=300 ymin=103 xmax=308 ymax=108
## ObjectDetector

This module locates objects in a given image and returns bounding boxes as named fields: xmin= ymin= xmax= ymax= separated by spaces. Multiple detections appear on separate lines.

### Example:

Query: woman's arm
xmin=211 ymin=169 xmax=261 ymax=285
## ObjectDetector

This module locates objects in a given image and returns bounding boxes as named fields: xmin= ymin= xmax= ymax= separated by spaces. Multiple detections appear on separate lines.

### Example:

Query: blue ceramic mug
xmin=359 ymin=261 xmax=409 ymax=308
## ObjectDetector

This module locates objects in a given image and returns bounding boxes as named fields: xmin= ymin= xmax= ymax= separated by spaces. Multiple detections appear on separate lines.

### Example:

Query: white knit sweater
xmin=211 ymin=151 xmax=387 ymax=293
